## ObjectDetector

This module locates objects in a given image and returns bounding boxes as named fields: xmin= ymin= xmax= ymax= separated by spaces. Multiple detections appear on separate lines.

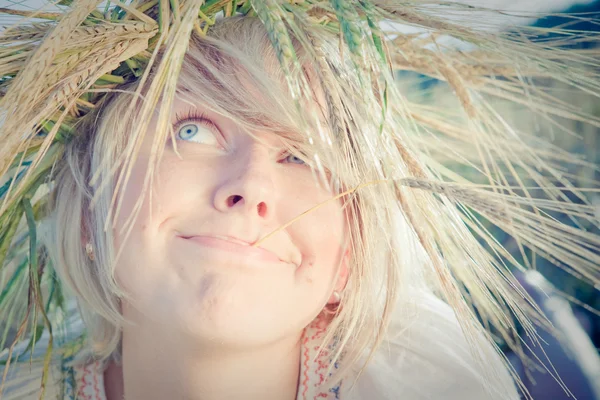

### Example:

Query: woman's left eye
xmin=282 ymin=153 xmax=307 ymax=165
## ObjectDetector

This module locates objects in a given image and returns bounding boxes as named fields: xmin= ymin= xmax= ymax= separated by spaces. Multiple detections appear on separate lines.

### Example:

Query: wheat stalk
xmin=0 ymin=7 xmax=62 ymax=20
xmin=0 ymin=23 xmax=53 ymax=42
xmin=329 ymin=0 xmax=364 ymax=55
xmin=0 ymin=28 xmax=155 ymax=216
xmin=0 ymin=0 xmax=102 ymax=182
xmin=251 ymin=0 xmax=298 ymax=72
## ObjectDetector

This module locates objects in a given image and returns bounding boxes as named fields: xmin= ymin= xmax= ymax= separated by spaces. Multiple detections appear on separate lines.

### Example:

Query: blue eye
xmin=176 ymin=122 xmax=219 ymax=145
xmin=284 ymin=153 xmax=307 ymax=165
xmin=178 ymin=124 xmax=198 ymax=140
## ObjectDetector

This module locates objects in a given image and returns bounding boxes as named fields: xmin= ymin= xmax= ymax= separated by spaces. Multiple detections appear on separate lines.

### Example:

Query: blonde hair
xmin=46 ymin=16 xmax=414 ymax=386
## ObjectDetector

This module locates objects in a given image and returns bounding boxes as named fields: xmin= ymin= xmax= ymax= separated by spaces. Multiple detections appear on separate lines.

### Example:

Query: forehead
xmin=172 ymin=40 xmax=336 ymax=159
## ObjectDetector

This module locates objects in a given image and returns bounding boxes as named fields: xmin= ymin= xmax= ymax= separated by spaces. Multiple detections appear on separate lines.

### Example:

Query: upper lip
xmin=177 ymin=233 xmax=297 ymax=265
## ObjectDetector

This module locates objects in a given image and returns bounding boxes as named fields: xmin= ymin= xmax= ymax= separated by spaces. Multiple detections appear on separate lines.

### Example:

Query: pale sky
xmin=7 ymin=0 xmax=598 ymax=9
xmin=0 ymin=0 xmax=597 ymax=28
xmin=3 ymin=0 xmax=598 ymax=14
xmin=457 ymin=0 xmax=595 ymax=12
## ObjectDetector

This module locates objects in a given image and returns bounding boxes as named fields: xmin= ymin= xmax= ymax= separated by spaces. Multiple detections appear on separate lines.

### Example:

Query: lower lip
xmin=177 ymin=236 xmax=284 ymax=264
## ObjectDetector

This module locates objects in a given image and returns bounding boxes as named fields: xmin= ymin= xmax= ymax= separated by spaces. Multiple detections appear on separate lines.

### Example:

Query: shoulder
xmin=344 ymin=290 xmax=520 ymax=400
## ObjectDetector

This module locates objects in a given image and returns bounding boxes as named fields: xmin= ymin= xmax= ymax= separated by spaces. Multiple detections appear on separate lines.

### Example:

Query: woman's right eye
xmin=175 ymin=121 xmax=220 ymax=146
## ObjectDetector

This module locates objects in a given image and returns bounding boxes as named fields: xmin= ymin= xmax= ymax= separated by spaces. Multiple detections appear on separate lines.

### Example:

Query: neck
xmin=106 ymin=325 xmax=301 ymax=400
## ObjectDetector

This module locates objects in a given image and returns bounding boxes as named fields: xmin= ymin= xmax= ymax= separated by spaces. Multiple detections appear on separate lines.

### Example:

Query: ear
xmin=336 ymin=246 xmax=350 ymax=291
xmin=80 ymin=206 xmax=93 ymax=244
xmin=81 ymin=210 xmax=96 ymax=260
xmin=327 ymin=247 xmax=350 ymax=304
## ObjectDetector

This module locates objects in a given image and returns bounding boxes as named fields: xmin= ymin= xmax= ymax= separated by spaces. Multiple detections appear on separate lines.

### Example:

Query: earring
xmin=324 ymin=290 xmax=341 ymax=315
xmin=85 ymin=242 xmax=95 ymax=261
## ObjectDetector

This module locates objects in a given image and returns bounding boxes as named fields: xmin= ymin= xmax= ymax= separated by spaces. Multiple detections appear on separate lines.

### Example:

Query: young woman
xmin=0 ymin=1 xmax=598 ymax=399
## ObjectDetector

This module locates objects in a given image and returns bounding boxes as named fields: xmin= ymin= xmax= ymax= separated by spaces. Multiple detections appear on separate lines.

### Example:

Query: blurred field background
xmin=395 ymin=2 xmax=600 ymax=397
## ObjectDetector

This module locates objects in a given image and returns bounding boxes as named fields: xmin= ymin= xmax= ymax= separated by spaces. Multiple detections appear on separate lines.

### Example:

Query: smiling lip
xmin=177 ymin=235 xmax=284 ymax=264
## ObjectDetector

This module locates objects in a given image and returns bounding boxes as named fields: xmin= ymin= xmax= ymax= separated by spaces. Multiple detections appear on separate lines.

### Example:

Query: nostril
xmin=257 ymin=202 xmax=267 ymax=217
xmin=227 ymin=195 xmax=243 ymax=207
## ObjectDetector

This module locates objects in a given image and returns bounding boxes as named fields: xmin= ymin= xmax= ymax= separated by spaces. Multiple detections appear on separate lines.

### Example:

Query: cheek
xmin=285 ymin=177 xmax=347 ymax=288
xmin=111 ymin=158 xmax=154 ymax=298
xmin=113 ymin=150 xmax=211 ymax=243
xmin=112 ymin=163 xmax=147 ymax=246
xmin=111 ymin=156 xmax=192 ymax=295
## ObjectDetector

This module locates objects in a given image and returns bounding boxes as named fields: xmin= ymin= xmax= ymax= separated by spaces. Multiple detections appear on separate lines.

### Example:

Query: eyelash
xmin=171 ymin=110 xmax=309 ymax=166
xmin=173 ymin=110 xmax=221 ymax=137
xmin=283 ymin=151 xmax=310 ymax=166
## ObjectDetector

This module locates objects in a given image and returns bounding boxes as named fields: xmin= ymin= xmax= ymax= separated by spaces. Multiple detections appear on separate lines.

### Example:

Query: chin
xmin=159 ymin=285 xmax=272 ymax=345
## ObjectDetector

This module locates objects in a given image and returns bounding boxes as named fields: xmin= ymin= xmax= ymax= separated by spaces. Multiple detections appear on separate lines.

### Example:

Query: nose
xmin=213 ymin=145 xmax=276 ymax=219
